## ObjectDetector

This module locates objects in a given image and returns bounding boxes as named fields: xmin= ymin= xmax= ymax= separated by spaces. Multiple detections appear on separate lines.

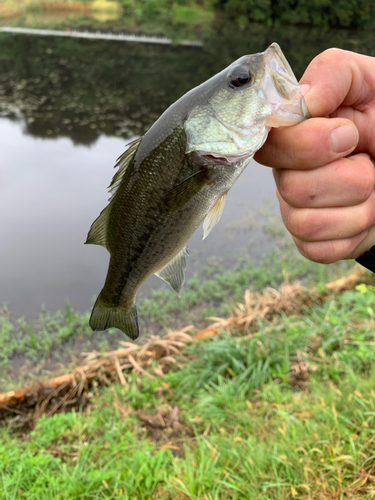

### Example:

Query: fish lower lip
xmin=199 ymin=152 xmax=253 ymax=166
xmin=203 ymin=154 xmax=232 ymax=163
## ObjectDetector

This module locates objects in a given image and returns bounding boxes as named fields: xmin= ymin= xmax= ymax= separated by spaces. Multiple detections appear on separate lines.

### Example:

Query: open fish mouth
xmin=264 ymin=42 xmax=311 ymax=127
xmin=265 ymin=42 xmax=297 ymax=86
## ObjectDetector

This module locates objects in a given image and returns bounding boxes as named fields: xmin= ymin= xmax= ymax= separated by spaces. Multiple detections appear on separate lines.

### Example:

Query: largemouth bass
xmin=86 ymin=43 xmax=309 ymax=340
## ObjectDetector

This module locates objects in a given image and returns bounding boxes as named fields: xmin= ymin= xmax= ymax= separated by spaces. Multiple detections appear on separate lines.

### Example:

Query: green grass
xmin=0 ymin=242 xmax=353 ymax=390
xmin=1 ymin=274 xmax=375 ymax=498
xmin=138 ymin=240 xmax=353 ymax=327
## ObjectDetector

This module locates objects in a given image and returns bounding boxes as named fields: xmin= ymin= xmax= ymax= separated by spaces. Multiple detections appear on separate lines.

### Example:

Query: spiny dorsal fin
xmin=155 ymin=246 xmax=189 ymax=295
xmin=203 ymin=192 xmax=228 ymax=240
xmin=109 ymin=137 xmax=142 ymax=201
xmin=85 ymin=137 xmax=142 ymax=249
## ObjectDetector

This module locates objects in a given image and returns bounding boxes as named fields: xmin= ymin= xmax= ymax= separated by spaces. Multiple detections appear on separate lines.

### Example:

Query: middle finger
xmin=273 ymin=153 xmax=375 ymax=208
xmin=277 ymin=189 xmax=375 ymax=242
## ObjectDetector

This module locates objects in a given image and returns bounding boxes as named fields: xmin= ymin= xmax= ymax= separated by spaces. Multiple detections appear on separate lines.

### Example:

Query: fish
xmin=86 ymin=42 xmax=310 ymax=340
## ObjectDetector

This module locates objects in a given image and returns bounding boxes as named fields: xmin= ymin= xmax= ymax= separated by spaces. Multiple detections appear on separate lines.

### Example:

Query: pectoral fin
xmin=162 ymin=170 xmax=207 ymax=211
xmin=203 ymin=192 xmax=228 ymax=240
xmin=155 ymin=246 xmax=189 ymax=295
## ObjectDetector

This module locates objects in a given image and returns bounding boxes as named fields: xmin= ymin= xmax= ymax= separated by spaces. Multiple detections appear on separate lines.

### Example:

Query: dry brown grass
xmin=0 ymin=327 xmax=194 ymax=425
xmin=0 ymin=267 xmax=367 ymax=425
xmin=210 ymin=279 xmax=313 ymax=333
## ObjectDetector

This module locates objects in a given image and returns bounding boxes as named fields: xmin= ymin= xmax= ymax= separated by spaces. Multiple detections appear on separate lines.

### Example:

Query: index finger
xmin=299 ymin=48 xmax=375 ymax=117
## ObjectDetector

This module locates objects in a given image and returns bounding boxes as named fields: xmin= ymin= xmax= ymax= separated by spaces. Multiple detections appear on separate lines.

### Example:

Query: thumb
xmin=300 ymin=48 xmax=365 ymax=117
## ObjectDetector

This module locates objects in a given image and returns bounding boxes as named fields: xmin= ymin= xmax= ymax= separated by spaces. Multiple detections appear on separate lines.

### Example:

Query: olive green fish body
xmin=86 ymin=43 xmax=310 ymax=339
xmin=89 ymin=124 xmax=249 ymax=337
xmin=100 ymin=125 xmax=191 ymax=302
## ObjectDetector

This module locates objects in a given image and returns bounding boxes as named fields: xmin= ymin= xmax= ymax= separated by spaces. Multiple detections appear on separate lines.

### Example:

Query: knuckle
xmin=283 ymin=206 xmax=298 ymax=234
xmin=278 ymin=171 xmax=296 ymax=204
xmin=314 ymin=48 xmax=347 ymax=67
xmin=364 ymin=199 xmax=375 ymax=229
xmin=288 ymin=210 xmax=320 ymax=240
xmin=357 ymin=161 xmax=375 ymax=201
xmin=357 ymin=194 xmax=375 ymax=231
xmin=345 ymin=206 xmax=371 ymax=236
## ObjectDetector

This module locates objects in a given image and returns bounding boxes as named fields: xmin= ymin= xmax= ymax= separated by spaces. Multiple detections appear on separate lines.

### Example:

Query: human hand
xmin=255 ymin=48 xmax=375 ymax=264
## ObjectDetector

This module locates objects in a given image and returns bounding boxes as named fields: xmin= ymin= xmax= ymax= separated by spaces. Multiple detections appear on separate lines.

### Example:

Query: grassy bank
xmin=1 ymin=265 xmax=375 ymax=498
xmin=0 ymin=242 xmax=353 ymax=391
xmin=0 ymin=0 xmax=121 ymax=20
xmin=0 ymin=0 xmax=213 ymax=28
xmin=2 ymin=0 xmax=375 ymax=31
xmin=0 ymin=1 xmax=215 ymax=45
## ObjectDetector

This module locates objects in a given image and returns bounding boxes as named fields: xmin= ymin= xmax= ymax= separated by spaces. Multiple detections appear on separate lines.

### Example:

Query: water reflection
xmin=2 ymin=25 xmax=374 ymax=146
xmin=0 ymin=32 xmax=210 ymax=144
xmin=0 ymin=118 xmax=116 ymax=316
xmin=0 ymin=117 xmax=277 ymax=317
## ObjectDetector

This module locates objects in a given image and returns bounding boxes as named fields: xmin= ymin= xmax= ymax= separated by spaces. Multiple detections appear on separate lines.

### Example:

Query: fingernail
xmin=300 ymin=84 xmax=310 ymax=96
xmin=331 ymin=124 xmax=358 ymax=153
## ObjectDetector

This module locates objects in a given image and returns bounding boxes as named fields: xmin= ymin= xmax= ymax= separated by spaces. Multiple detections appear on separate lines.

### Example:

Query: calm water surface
xmin=1 ymin=23 xmax=375 ymax=317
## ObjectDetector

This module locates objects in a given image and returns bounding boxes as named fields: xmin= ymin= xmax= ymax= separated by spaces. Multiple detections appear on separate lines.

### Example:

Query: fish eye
xmin=229 ymin=67 xmax=252 ymax=88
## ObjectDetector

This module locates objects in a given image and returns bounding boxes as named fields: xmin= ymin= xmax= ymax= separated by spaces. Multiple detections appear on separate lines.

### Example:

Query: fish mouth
xmin=265 ymin=43 xmax=296 ymax=85
xmin=263 ymin=42 xmax=310 ymax=127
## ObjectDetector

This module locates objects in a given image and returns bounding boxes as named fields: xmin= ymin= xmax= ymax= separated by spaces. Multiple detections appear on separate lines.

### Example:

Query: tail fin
xmin=89 ymin=294 xmax=139 ymax=340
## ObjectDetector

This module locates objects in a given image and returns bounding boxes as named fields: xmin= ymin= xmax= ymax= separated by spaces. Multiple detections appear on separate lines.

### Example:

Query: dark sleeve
xmin=355 ymin=246 xmax=375 ymax=273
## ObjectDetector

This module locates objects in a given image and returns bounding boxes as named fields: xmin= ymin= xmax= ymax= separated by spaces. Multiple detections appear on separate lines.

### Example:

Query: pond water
xmin=0 ymin=115 xmax=276 ymax=317
xmin=1 ymin=20 xmax=375 ymax=318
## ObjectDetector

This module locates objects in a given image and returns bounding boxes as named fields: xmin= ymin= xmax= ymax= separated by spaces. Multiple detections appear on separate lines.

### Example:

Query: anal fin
xmin=203 ymin=192 xmax=228 ymax=240
xmin=155 ymin=247 xmax=189 ymax=295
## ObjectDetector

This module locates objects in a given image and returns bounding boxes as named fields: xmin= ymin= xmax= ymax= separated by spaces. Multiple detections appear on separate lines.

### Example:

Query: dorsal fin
xmin=85 ymin=137 xmax=142 ymax=249
xmin=108 ymin=137 xmax=142 ymax=201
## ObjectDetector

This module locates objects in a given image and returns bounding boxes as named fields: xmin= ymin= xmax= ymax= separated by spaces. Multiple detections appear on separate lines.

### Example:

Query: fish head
xmin=185 ymin=43 xmax=310 ymax=162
